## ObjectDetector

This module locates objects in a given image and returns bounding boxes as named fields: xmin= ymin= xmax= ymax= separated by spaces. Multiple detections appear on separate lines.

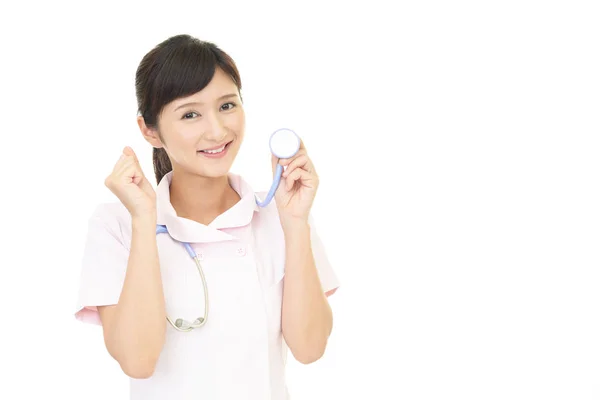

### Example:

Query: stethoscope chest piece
xmin=269 ymin=128 xmax=301 ymax=159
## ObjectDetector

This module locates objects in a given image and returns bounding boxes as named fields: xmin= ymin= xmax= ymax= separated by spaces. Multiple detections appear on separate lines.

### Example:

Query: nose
xmin=203 ymin=112 xmax=227 ymax=142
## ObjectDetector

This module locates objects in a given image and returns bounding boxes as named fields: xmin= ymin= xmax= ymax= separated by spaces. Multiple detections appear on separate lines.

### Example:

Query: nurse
xmin=74 ymin=34 xmax=340 ymax=400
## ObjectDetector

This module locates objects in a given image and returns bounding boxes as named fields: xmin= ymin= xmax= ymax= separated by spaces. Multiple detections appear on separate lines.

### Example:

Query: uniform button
xmin=236 ymin=247 xmax=246 ymax=256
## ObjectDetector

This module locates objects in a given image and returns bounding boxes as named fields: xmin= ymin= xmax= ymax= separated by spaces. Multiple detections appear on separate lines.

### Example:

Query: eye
xmin=221 ymin=102 xmax=237 ymax=111
xmin=182 ymin=111 xmax=199 ymax=120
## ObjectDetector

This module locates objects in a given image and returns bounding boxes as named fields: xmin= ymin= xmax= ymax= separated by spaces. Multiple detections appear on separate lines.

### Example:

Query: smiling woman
xmin=73 ymin=34 xmax=340 ymax=400
xmin=135 ymin=37 xmax=246 ymax=183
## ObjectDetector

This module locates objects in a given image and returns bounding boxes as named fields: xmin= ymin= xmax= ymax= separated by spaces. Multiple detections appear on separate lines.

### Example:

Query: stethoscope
xmin=157 ymin=128 xmax=301 ymax=331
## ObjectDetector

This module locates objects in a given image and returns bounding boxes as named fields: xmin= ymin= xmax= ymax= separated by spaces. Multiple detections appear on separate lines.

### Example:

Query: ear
xmin=137 ymin=116 xmax=163 ymax=148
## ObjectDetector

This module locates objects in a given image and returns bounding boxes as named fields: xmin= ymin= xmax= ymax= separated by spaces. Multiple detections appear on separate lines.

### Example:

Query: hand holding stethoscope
xmin=267 ymin=129 xmax=319 ymax=227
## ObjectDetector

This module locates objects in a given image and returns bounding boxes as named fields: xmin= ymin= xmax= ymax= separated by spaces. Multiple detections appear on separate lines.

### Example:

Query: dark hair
xmin=135 ymin=34 xmax=243 ymax=184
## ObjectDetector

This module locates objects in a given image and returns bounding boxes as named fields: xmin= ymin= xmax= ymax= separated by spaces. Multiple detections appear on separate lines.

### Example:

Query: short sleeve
xmin=74 ymin=204 xmax=130 ymax=325
xmin=308 ymin=215 xmax=340 ymax=295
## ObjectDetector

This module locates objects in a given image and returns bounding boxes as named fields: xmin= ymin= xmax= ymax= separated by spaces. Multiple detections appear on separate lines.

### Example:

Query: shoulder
xmin=86 ymin=202 xmax=133 ymax=244
xmin=89 ymin=202 xmax=130 ymax=225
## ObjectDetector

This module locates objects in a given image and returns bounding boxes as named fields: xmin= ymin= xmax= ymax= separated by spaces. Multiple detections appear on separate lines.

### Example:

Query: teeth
xmin=202 ymin=145 xmax=226 ymax=154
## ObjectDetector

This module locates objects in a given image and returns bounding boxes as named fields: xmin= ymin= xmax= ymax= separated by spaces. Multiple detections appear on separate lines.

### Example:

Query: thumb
xmin=123 ymin=146 xmax=141 ymax=167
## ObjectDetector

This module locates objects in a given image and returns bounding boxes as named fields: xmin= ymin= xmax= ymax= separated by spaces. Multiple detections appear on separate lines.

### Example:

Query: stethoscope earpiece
xmin=255 ymin=128 xmax=301 ymax=207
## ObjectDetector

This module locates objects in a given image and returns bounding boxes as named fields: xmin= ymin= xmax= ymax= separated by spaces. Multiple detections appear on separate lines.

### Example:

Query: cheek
xmin=177 ymin=125 xmax=202 ymax=143
xmin=162 ymin=127 xmax=201 ymax=163
xmin=230 ymin=110 xmax=245 ymax=134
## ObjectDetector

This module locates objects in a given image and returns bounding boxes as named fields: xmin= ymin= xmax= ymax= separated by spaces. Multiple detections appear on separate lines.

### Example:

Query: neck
xmin=168 ymin=169 xmax=241 ymax=226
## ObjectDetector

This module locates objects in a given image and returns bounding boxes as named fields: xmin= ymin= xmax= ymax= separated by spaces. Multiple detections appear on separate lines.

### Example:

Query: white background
xmin=0 ymin=0 xmax=599 ymax=399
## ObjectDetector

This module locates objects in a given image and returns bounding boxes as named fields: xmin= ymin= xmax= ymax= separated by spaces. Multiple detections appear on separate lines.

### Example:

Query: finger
xmin=298 ymin=138 xmax=306 ymax=151
xmin=111 ymin=153 xmax=128 ymax=173
xmin=281 ymin=164 xmax=305 ymax=184
xmin=123 ymin=146 xmax=135 ymax=158
xmin=110 ymin=160 xmax=144 ymax=189
xmin=106 ymin=155 xmax=137 ymax=187
xmin=112 ymin=146 xmax=137 ymax=170
xmin=278 ymin=149 xmax=306 ymax=167
xmin=114 ymin=157 xmax=137 ymax=178
xmin=123 ymin=146 xmax=144 ymax=170
xmin=282 ymin=155 xmax=311 ymax=177
xmin=118 ymin=147 xmax=149 ymax=184
xmin=285 ymin=168 xmax=312 ymax=191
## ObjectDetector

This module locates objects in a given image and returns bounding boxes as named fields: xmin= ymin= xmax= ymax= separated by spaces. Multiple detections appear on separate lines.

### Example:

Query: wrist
xmin=281 ymin=217 xmax=310 ymax=236
xmin=132 ymin=213 xmax=157 ymax=230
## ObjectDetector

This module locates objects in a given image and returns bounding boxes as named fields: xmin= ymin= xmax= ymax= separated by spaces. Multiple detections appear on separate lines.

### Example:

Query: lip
xmin=197 ymin=140 xmax=232 ymax=159
xmin=199 ymin=140 xmax=233 ymax=151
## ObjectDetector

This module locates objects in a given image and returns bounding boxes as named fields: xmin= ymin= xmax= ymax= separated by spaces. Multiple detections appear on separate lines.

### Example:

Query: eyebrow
xmin=174 ymin=93 xmax=239 ymax=112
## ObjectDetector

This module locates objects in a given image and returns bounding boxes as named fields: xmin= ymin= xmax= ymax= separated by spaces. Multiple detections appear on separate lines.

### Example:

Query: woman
xmin=74 ymin=34 xmax=339 ymax=400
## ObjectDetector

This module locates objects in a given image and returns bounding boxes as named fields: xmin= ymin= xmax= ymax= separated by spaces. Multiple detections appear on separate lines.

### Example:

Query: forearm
xmin=281 ymin=220 xmax=333 ymax=364
xmin=110 ymin=215 xmax=166 ymax=370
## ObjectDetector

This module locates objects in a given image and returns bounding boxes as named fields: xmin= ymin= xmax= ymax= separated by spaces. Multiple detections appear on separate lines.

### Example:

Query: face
xmin=141 ymin=68 xmax=245 ymax=179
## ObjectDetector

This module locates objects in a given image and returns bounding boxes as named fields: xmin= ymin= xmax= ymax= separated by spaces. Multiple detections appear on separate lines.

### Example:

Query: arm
xmin=281 ymin=219 xmax=333 ymax=364
xmin=98 ymin=215 xmax=166 ymax=379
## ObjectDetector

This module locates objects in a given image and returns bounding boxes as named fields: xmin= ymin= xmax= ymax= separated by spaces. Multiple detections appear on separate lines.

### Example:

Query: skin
xmin=100 ymin=67 xmax=336 ymax=377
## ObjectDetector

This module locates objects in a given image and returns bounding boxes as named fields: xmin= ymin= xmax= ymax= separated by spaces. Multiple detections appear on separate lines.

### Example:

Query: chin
xmin=196 ymin=164 xmax=234 ymax=179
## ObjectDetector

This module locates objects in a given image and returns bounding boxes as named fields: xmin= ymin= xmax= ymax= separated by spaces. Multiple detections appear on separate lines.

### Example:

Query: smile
xmin=197 ymin=141 xmax=233 ymax=158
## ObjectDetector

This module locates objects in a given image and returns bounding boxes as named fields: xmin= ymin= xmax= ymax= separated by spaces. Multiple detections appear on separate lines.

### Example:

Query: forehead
xmin=167 ymin=68 xmax=238 ymax=111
